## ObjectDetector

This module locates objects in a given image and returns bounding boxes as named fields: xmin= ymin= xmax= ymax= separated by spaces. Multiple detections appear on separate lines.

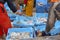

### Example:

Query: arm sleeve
xmin=6 ymin=0 xmax=17 ymax=12
xmin=24 ymin=0 xmax=27 ymax=4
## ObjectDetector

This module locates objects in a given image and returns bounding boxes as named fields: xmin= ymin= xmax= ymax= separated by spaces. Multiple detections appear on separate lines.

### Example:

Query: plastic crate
xmin=15 ymin=15 xmax=27 ymax=21
xmin=50 ymin=28 xmax=60 ymax=36
xmin=36 ymin=13 xmax=48 ymax=18
xmin=6 ymin=28 xmax=34 ymax=40
xmin=54 ymin=20 xmax=60 ymax=29
xmin=13 ymin=15 xmax=34 ymax=28
xmin=49 ymin=20 xmax=60 ymax=35
xmin=36 ymin=0 xmax=47 ymax=13
xmin=8 ymin=13 xmax=16 ymax=21
xmin=36 ymin=5 xmax=45 ymax=13
xmin=8 ymin=13 xmax=16 ymax=18
xmin=32 ymin=13 xmax=48 ymax=26
xmin=13 ymin=20 xmax=34 ymax=28
xmin=35 ymin=24 xmax=46 ymax=31
xmin=16 ymin=15 xmax=33 ymax=21
xmin=10 ymin=18 xmax=16 ymax=21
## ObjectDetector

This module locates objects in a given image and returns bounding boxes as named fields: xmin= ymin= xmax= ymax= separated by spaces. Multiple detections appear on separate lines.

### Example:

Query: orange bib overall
xmin=50 ymin=0 xmax=58 ymax=2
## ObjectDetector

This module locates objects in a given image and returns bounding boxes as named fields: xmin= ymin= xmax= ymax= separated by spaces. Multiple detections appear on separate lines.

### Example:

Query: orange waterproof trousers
xmin=0 ymin=3 xmax=11 ymax=36
xmin=50 ymin=0 xmax=58 ymax=2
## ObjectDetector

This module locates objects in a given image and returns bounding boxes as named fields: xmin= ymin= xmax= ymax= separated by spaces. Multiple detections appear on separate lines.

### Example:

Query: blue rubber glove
xmin=15 ymin=10 xmax=22 ymax=15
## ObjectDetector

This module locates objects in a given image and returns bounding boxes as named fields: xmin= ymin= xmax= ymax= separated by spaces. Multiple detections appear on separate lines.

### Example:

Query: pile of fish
xmin=8 ymin=32 xmax=30 ymax=40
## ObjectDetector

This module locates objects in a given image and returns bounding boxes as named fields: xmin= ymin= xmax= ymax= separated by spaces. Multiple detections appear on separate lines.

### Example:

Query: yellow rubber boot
xmin=25 ymin=0 xmax=34 ymax=16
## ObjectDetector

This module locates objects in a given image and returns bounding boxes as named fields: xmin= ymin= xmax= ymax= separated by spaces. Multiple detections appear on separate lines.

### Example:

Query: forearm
xmin=14 ymin=0 xmax=20 ymax=10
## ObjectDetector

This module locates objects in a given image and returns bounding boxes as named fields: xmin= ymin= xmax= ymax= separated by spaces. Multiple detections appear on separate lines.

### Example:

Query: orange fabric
xmin=50 ymin=0 xmax=58 ymax=2
xmin=25 ymin=0 xmax=34 ymax=16
xmin=0 ymin=3 xmax=12 ymax=36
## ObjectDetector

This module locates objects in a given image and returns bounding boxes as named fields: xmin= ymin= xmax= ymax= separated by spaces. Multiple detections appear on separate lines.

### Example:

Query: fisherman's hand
xmin=15 ymin=10 xmax=23 ymax=15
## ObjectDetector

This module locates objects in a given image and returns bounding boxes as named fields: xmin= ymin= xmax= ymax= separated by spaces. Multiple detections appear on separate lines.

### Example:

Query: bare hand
xmin=15 ymin=11 xmax=23 ymax=15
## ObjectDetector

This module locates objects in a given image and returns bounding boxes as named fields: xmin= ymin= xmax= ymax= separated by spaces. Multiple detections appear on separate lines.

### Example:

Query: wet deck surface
xmin=21 ymin=35 xmax=60 ymax=40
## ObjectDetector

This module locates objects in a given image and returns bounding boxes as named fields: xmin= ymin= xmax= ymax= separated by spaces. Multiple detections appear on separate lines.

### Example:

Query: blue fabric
xmin=36 ymin=5 xmax=45 ymax=13
xmin=45 ymin=3 xmax=52 ymax=12
xmin=36 ymin=0 xmax=47 ymax=13
xmin=36 ymin=0 xmax=47 ymax=5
